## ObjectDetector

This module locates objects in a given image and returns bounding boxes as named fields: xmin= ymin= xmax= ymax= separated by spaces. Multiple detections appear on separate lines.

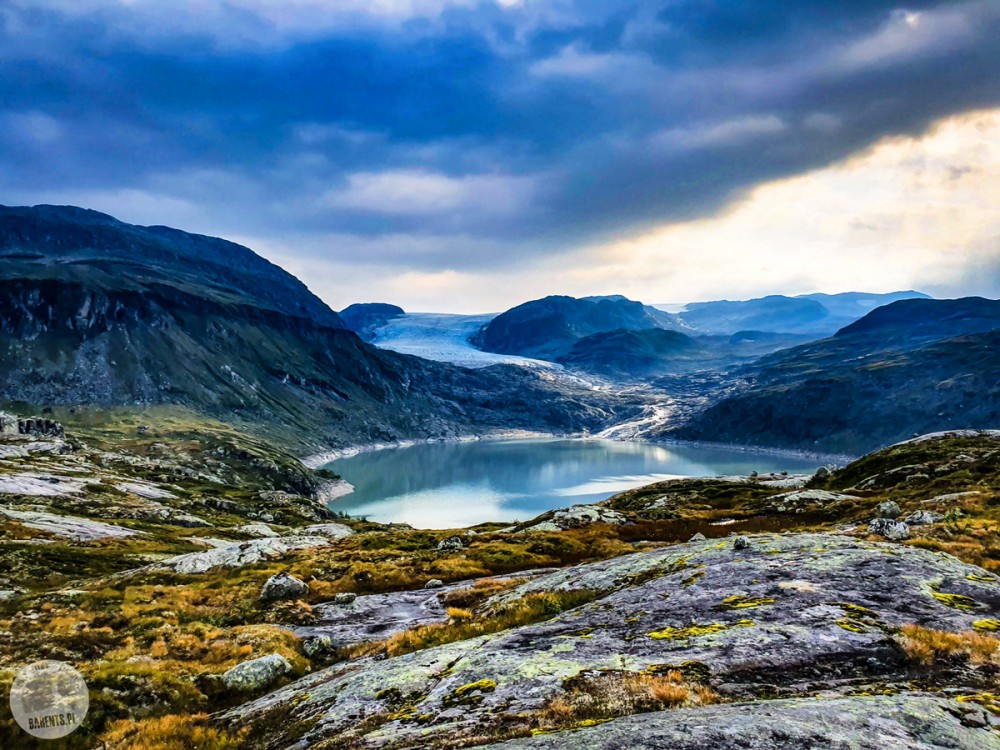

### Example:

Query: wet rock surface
xmin=295 ymin=573 xmax=551 ymax=648
xmin=223 ymin=533 xmax=1000 ymax=748
xmin=478 ymin=695 xmax=1000 ymax=750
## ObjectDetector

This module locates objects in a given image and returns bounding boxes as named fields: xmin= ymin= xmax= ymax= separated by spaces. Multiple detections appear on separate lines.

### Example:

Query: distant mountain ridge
xmin=675 ymin=296 xmax=1000 ymax=454
xmin=660 ymin=291 xmax=930 ymax=336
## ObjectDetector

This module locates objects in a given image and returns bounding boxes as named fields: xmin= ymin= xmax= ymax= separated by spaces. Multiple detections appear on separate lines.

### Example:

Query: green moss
xmin=966 ymin=573 xmax=998 ymax=584
xmin=956 ymin=693 xmax=1000 ymax=715
xmin=444 ymin=679 xmax=498 ymax=707
xmin=831 ymin=602 xmax=887 ymax=634
xmin=836 ymin=618 xmax=869 ymax=633
xmin=647 ymin=619 xmax=754 ymax=640
xmin=973 ymin=619 xmax=1000 ymax=632
xmin=716 ymin=594 xmax=775 ymax=610
xmin=931 ymin=591 xmax=981 ymax=611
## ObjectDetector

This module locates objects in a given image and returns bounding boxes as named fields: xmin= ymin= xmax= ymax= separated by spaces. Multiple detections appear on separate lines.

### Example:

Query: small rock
xmin=875 ymin=501 xmax=901 ymax=519
xmin=222 ymin=653 xmax=291 ymax=692
xmin=868 ymin=518 xmax=910 ymax=540
xmin=689 ymin=532 xmax=707 ymax=542
xmin=302 ymin=635 xmax=337 ymax=660
xmin=260 ymin=572 xmax=310 ymax=603
xmin=814 ymin=466 xmax=831 ymax=480
xmin=904 ymin=510 xmax=944 ymax=526
xmin=437 ymin=536 xmax=465 ymax=552
xmin=733 ymin=536 xmax=750 ymax=550
xmin=425 ymin=579 xmax=444 ymax=589
xmin=333 ymin=592 xmax=357 ymax=605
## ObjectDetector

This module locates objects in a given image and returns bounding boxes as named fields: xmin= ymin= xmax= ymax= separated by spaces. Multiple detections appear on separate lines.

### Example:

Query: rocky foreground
xmin=1 ymin=413 xmax=1000 ymax=748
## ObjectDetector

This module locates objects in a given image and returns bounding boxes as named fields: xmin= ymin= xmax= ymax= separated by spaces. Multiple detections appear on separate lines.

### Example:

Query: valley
xmin=0 ymin=205 xmax=998 ymax=749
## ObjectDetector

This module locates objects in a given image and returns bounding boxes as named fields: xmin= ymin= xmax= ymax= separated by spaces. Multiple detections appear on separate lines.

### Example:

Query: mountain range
xmin=675 ymin=297 xmax=1000 ymax=453
xmin=661 ymin=291 xmax=930 ymax=336
xmin=0 ymin=205 xmax=624 ymax=450
xmin=2 ymin=204 xmax=996 ymax=458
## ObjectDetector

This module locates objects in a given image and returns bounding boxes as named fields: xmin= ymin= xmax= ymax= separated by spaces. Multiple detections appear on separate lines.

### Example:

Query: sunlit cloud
xmin=285 ymin=109 xmax=1000 ymax=312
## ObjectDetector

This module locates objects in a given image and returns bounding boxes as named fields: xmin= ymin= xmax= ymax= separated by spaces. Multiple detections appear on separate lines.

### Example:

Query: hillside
xmin=4 ymin=421 xmax=999 ymax=748
xmin=0 ymin=205 xmax=624 ymax=450
xmin=675 ymin=297 xmax=1000 ymax=454
xmin=473 ymin=295 xmax=686 ymax=359
xmin=555 ymin=328 xmax=702 ymax=377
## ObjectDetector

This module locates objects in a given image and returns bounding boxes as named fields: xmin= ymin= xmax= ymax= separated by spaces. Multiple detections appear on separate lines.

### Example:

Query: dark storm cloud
xmin=0 ymin=0 xmax=998 ymax=268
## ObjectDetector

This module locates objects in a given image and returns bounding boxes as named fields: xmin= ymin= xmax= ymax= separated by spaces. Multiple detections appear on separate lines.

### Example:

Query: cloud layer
xmin=1 ymin=0 xmax=998 ymax=310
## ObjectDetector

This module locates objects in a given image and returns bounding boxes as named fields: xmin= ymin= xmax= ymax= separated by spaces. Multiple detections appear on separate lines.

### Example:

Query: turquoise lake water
xmin=323 ymin=438 xmax=820 ymax=528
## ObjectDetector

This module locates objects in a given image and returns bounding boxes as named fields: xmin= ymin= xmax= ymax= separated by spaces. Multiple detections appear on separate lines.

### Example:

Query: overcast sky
xmin=1 ymin=0 xmax=998 ymax=313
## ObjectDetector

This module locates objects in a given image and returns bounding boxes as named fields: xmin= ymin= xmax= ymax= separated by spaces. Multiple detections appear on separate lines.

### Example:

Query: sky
xmin=1 ymin=0 xmax=998 ymax=313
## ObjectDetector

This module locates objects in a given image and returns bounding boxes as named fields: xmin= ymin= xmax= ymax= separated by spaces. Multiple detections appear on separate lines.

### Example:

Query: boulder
xmin=868 ymin=518 xmax=909 ymax=540
xmin=333 ymin=593 xmax=357 ymax=605
xmin=221 ymin=653 xmax=291 ymax=693
xmin=425 ymin=579 xmax=444 ymax=589
xmin=302 ymin=635 xmax=338 ymax=660
xmin=905 ymin=510 xmax=944 ymax=526
xmin=261 ymin=573 xmax=310 ymax=603
xmin=733 ymin=535 xmax=750 ymax=550
xmin=437 ymin=536 xmax=465 ymax=552
xmin=688 ymin=532 xmax=707 ymax=542
xmin=875 ymin=500 xmax=901 ymax=519
xmin=0 ymin=412 xmax=18 ymax=435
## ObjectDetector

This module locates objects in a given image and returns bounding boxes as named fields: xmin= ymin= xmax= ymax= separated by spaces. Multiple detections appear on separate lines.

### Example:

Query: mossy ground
xmin=2 ymin=419 xmax=1000 ymax=748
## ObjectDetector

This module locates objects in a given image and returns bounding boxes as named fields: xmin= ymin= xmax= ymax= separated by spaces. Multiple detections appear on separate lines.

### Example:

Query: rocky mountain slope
xmin=555 ymin=328 xmax=702 ymax=377
xmin=5 ymin=421 xmax=997 ymax=748
xmin=675 ymin=297 xmax=1000 ymax=454
xmin=0 ymin=205 xmax=627 ymax=450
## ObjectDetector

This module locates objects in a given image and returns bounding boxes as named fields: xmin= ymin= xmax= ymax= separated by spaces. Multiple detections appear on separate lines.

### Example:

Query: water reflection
xmin=324 ymin=439 xmax=819 ymax=528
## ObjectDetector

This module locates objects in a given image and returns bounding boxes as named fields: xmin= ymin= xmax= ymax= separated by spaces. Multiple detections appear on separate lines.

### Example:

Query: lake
xmin=323 ymin=438 xmax=820 ymax=528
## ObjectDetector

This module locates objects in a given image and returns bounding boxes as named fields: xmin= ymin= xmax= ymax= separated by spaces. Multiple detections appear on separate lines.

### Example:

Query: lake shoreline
xmin=302 ymin=429 xmax=561 ymax=468
xmin=304 ymin=431 xmax=853 ymax=470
